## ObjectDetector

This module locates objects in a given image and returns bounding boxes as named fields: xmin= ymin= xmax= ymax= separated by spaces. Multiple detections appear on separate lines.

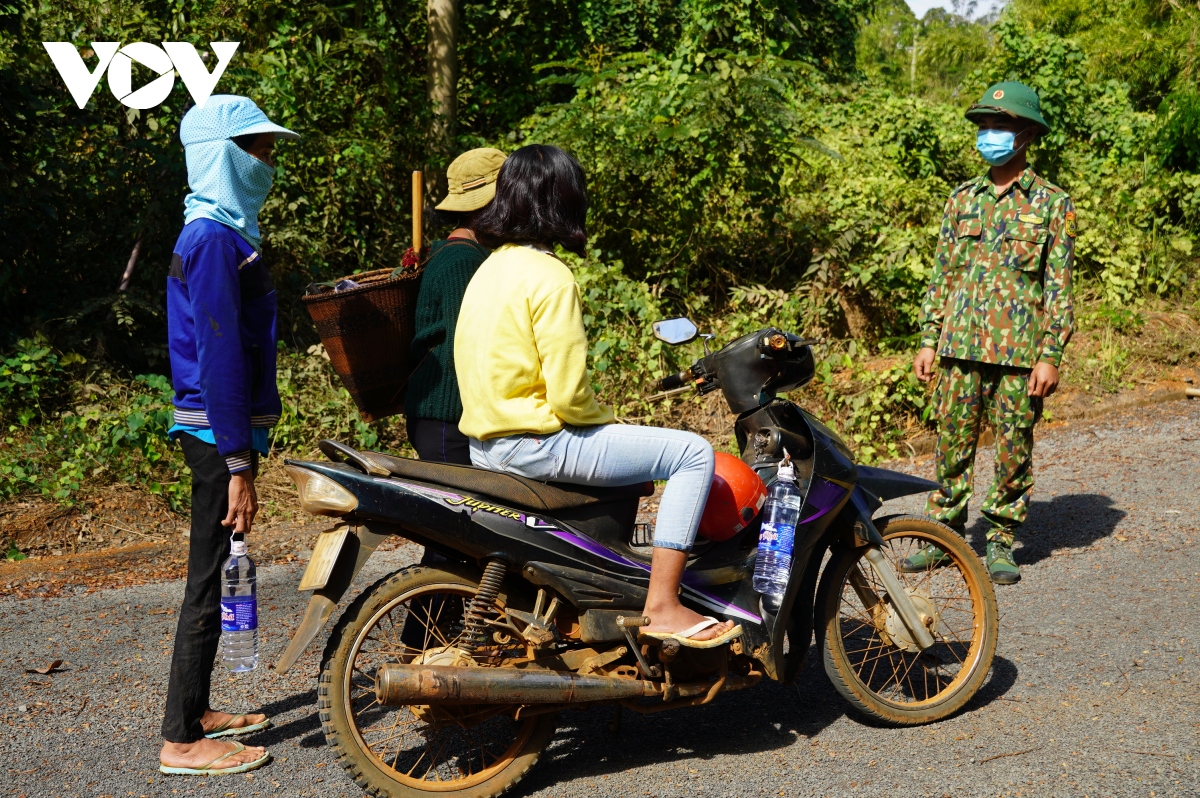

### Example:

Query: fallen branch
xmin=1117 ymin=749 xmax=1175 ymax=758
xmin=1015 ymin=628 xmax=1067 ymax=640
xmin=979 ymin=746 xmax=1040 ymax=764
xmin=118 ymin=235 xmax=144 ymax=292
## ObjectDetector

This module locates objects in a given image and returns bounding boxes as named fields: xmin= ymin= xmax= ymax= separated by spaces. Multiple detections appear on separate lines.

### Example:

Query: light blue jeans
xmin=470 ymin=424 xmax=715 ymax=551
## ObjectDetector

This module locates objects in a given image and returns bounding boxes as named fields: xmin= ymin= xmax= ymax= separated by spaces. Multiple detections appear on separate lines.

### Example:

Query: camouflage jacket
xmin=919 ymin=166 xmax=1075 ymax=369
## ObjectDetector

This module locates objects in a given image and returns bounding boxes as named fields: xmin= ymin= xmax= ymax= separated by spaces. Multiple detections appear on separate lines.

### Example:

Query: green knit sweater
xmin=404 ymin=237 xmax=490 ymax=422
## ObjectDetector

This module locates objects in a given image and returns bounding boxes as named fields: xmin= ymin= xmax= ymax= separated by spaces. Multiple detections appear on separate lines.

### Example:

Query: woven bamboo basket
xmin=302 ymin=267 xmax=422 ymax=422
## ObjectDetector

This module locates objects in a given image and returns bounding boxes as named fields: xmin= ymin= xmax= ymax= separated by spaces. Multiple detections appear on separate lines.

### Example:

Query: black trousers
xmin=406 ymin=416 xmax=471 ymax=466
xmin=161 ymin=434 xmax=255 ymax=743
xmin=401 ymin=418 xmax=468 ymax=652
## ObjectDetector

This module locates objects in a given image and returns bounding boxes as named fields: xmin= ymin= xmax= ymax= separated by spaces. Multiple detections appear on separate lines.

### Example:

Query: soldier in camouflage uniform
xmin=906 ymin=82 xmax=1075 ymax=585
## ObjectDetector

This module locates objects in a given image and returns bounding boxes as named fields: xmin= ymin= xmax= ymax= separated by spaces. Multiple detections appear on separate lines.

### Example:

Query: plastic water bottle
xmin=220 ymin=536 xmax=258 ymax=672
xmin=753 ymin=454 xmax=803 ymax=599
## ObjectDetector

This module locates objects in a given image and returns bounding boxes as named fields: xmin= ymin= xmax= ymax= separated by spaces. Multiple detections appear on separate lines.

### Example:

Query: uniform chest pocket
xmin=951 ymin=218 xmax=982 ymax=265
xmin=956 ymin=218 xmax=983 ymax=239
xmin=1002 ymin=226 xmax=1048 ymax=273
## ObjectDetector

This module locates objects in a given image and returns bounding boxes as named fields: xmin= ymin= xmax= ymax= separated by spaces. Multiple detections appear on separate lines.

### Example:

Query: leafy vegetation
xmin=1 ymin=0 xmax=1198 ymax=516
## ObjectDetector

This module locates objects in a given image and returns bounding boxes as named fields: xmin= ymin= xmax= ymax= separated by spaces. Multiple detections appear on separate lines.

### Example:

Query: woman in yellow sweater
xmin=455 ymin=145 xmax=736 ymax=645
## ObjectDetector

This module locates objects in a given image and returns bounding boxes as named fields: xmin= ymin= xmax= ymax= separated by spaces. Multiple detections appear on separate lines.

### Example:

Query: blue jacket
xmin=167 ymin=218 xmax=281 ymax=472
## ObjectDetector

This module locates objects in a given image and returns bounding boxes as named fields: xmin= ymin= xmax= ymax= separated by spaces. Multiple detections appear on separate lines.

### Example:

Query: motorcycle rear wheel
xmin=818 ymin=515 xmax=998 ymax=725
xmin=319 ymin=563 xmax=558 ymax=798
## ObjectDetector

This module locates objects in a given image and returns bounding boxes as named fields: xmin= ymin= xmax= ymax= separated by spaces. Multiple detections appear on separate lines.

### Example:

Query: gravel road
xmin=3 ymin=400 xmax=1199 ymax=798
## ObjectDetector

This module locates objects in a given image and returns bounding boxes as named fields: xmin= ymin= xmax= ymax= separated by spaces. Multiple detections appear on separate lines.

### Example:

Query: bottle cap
xmin=777 ymin=448 xmax=795 ymax=482
xmin=230 ymin=539 xmax=247 ymax=556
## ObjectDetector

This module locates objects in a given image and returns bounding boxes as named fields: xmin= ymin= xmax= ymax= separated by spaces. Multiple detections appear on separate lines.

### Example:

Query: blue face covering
xmin=179 ymin=95 xmax=298 ymax=252
xmin=182 ymin=140 xmax=274 ymax=251
xmin=976 ymin=129 xmax=1027 ymax=167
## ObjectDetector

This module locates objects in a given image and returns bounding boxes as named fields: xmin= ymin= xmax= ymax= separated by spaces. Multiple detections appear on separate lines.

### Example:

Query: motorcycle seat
xmin=319 ymin=440 xmax=654 ymax=513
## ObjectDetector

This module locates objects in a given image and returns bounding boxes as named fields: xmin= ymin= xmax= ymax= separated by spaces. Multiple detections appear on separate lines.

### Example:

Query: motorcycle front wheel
xmin=818 ymin=514 xmax=998 ymax=725
xmin=319 ymin=563 xmax=557 ymax=798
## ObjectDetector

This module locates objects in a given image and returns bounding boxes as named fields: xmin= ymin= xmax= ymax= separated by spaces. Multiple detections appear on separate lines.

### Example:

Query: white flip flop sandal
xmin=204 ymin=714 xmax=271 ymax=738
xmin=159 ymin=741 xmax=272 ymax=776
xmin=639 ymin=617 xmax=743 ymax=649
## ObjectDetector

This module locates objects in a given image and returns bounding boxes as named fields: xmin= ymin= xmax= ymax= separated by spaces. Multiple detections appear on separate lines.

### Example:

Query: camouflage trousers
xmin=926 ymin=358 xmax=1041 ymax=546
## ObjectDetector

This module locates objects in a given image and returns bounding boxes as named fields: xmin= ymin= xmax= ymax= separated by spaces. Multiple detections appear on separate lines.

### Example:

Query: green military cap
xmin=965 ymin=82 xmax=1050 ymax=135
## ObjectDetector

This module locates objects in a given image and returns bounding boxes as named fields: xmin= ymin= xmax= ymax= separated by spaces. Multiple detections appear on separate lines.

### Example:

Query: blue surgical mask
xmin=976 ymin=129 xmax=1027 ymax=166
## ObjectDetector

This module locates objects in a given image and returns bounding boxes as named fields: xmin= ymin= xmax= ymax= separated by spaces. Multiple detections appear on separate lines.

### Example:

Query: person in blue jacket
xmin=158 ymin=96 xmax=296 ymax=777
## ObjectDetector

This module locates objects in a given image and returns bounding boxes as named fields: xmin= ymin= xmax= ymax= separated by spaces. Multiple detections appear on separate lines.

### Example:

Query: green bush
xmin=0 ymin=371 xmax=184 ymax=504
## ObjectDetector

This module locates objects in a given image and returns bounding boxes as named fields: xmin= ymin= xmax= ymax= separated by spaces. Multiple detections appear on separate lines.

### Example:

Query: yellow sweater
xmin=455 ymin=244 xmax=615 ymax=440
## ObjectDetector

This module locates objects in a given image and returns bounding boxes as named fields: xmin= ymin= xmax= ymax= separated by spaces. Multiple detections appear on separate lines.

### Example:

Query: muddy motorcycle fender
xmin=746 ymin=406 xmax=857 ymax=682
xmin=739 ymin=404 xmax=940 ymax=681
xmin=274 ymin=453 xmax=518 ymax=674
xmin=276 ymin=520 xmax=397 ymax=674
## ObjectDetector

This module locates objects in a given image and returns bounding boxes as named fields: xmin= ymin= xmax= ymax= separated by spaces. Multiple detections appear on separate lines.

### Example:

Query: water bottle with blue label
xmin=220 ymin=534 xmax=258 ymax=672
xmin=753 ymin=453 xmax=803 ymax=599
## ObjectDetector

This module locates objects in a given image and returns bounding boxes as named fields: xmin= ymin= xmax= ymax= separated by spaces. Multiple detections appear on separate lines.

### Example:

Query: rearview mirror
xmin=652 ymin=317 xmax=699 ymax=345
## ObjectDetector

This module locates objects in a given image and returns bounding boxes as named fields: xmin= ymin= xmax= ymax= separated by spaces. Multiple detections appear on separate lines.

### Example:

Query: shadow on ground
xmin=521 ymin=684 xmax=829 ymax=792
xmin=252 ymin=689 xmax=321 ymax=748
xmin=257 ymin=647 xmax=1017 ymax=793
xmin=964 ymin=493 xmax=1125 ymax=564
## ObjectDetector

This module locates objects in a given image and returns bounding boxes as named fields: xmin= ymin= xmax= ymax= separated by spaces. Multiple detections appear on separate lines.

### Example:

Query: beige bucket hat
xmin=435 ymin=147 xmax=507 ymax=212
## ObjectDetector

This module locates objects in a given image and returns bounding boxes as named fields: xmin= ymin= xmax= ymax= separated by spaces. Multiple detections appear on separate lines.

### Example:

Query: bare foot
xmin=641 ymin=601 xmax=734 ymax=641
xmin=641 ymin=547 xmax=734 ymax=642
xmin=159 ymin=738 xmax=266 ymax=771
xmin=201 ymin=709 xmax=267 ymax=734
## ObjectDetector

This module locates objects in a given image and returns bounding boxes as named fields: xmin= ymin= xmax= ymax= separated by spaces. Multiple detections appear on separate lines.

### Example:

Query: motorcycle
xmin=276 ymin=318 xmax=998 ymax=798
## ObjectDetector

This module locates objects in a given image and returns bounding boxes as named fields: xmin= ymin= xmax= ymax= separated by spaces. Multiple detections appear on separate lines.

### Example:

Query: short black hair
xmin=430 ymin=206 xmax=478 ymax=231
xmin=473 ymin=144 xmax=588 ymax=256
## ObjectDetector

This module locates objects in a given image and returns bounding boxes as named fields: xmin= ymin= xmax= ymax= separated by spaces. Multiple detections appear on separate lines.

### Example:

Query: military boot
xmin=899 ymin=523 xmax=963 ymax=573
xmin=900 ymin=544 xmax=952 ymax=573
xmin=986 ymin=540 xmax=1020 ymax=585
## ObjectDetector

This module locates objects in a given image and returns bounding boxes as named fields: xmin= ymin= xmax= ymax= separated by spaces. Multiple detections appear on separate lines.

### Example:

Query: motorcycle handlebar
xmin=657 ymin=369 xmax=692 ymax=392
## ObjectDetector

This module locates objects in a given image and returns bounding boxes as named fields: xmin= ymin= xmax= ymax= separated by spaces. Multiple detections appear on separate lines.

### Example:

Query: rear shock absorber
xmin=462 ymin=560 xmax=507 ymax=654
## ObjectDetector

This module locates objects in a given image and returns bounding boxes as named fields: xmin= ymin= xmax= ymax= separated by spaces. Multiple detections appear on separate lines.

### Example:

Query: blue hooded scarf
xmin=179 ymin=95 xmax=298 ymax=251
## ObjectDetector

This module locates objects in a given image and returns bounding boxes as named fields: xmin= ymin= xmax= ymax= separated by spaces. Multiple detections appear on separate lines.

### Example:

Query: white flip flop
xmin=159 ymin=741 xmax=272 ymax=776
xmin=639 ymin=617 xmax=743 ymax=649
xmin=204 ymin=714 xmax=271 ymax=738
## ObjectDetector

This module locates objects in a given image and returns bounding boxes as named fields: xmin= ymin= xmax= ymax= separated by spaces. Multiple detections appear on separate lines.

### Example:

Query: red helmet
xmin=698 ymin=452 xmax=768 ymax=542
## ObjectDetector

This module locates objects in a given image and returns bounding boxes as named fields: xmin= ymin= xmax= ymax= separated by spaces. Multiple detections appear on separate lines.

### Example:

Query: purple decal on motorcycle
xmin=542 ymin=526 xmax=762 ymax=624
xmin=378 ymin=476 xmax=762 ymax=624
xmin=798 ymin=478 xmax=847 ymax=524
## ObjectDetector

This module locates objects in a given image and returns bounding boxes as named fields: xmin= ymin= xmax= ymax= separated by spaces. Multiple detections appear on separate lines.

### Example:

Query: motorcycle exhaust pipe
xmin=375 ymin=664 xmax=656 ymax=706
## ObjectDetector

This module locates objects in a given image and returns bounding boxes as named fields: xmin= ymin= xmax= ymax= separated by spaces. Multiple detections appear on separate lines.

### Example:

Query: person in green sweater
xmin=405 ymin=148 xmax=507 ymax=464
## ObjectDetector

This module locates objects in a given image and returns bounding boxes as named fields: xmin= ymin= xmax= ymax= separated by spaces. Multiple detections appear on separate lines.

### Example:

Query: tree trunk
xmin=427 ymin=0 xmax=457 ymax=152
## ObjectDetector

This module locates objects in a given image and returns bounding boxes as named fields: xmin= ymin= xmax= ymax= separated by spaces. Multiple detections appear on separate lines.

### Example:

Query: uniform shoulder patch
xmin=1064 ymin=210 xmax=1076 ymax=238
xmin=1036 ymin=175 xmax=1067 ymax=195
xmin=951 ymin=178 xmax=980 ymax=197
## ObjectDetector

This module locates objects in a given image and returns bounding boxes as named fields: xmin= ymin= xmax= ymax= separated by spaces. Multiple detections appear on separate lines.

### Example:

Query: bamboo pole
xmin=412 ymin=170 xmax=424 ymax=253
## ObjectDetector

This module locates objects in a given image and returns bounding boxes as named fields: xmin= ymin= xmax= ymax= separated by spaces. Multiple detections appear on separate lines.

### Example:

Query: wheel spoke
xmin=331 ymin=578 xmax=544 ymax=789
xmin=834 ymin=530 xmax=990 ymax=708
